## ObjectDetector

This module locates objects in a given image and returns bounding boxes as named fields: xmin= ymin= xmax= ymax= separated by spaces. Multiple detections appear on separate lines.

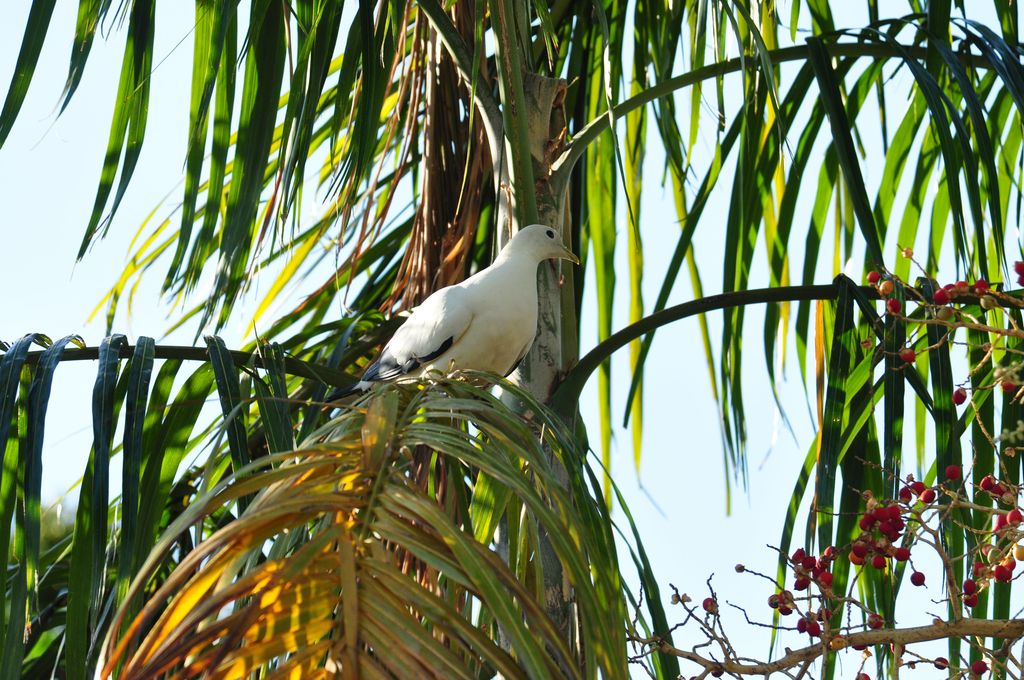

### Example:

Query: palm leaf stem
xmin=487 ymin=0 xmax=539 ymax=226
xmin=13 ymin=345 xmax=351 ymax=388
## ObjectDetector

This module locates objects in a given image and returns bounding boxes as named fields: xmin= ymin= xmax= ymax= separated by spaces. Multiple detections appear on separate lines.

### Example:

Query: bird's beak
xmin=560 ymin=246 xmax=580 ymax=265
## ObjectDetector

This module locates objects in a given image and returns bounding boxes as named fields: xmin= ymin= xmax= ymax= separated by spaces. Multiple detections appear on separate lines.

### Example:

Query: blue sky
xmin=1 ymin=2 xmax=1014 ymax=676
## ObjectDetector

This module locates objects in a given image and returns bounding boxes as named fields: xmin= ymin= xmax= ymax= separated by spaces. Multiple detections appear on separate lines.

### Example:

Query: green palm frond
xmin=9 ymin=3 xmax=1024 ymax=483
xmin=8 ymin=2 xmax=1024 ymax=676
xmin=98 ymin=379 xmax=643 ymax=679
xmin=2 ymin=333 xmax=354 ymax=679
xmin=2 ymin=336 xmax=677 ymax=678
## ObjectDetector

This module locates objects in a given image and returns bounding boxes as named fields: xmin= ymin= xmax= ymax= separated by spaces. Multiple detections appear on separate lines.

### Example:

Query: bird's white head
xmin=502 ymin=224 xmax=580 ymax=264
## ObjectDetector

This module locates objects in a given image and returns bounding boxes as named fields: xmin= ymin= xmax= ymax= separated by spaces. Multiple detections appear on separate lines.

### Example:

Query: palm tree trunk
xmin=481 ymin=0 xmax=580 ymax=667
xmin=510 ymin=73 xmax=576 ymax=403
xmin=492 ymin=68 xmax=581 ymax=672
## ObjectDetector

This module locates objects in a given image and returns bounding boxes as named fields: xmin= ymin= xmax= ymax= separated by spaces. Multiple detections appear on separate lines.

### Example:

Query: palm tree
xmin=4 ymin=0 xmax=1024 ymax=677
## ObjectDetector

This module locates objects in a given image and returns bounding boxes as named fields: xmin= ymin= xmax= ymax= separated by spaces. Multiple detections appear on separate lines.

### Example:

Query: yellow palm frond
xmin=100 ymin=378 xmax=631 ymax=679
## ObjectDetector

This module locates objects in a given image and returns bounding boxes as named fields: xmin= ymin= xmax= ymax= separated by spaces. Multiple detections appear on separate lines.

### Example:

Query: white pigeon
xmin=330 ymin=224 xmax=578 ymax=399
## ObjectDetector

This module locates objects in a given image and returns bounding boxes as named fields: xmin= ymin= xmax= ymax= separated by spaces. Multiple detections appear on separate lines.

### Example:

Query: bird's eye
xmin=546 ymin=229 xmax=555 ymax=239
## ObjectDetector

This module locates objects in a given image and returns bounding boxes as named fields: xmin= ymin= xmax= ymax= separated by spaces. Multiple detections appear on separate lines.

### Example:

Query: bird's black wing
xmin=368 ymin=335 xmax=454 ymax=382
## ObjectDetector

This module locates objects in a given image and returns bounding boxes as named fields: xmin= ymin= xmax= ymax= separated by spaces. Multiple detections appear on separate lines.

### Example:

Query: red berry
xmin=920 ymin=488 xmax=937 ymax=503
xmin=818 ymin=572 xmax=834 ymax=588
xmin=796 ymin=617 xmax=807 ymax=633
xmin=852 ymin=542 xmax=869 ymax=558
xmin=910 ymin=480 xmax=926 ymax=495
xmin=898 ymin=347 xmax=916 ymax=363
xmin=1003 ymin=381 xmax=1017 ymax=394
xmin=871 ymin=554 xmax=887 ymax=569
xmin=767 ymin=594 xmax=780 ymax=609
xmin=898 ymin=486 xmax=913 ymax=502
xmin=953 ymin=387 xmax=968 ymax=405
xmin=849 ymin=550 xmax=865 ymax=566
xmin=1015 ymin=261 xmax=1024 ymax=276
xmin=885 ymin=505 xmax=902 ymax=520
xmin=995 ymin=564 xmax=1013 ymax=582
xmin=867 ymin=271 xmax=881 ymax=284
xmin=1018 ymin=273 xmax=1024 ymax=287
xmin=981 ymin=475 xmax=997 ymax=492
xmin=791 ymin=548 xmax=806 ymax=563
xmin=856 ymin=672 xmax=870 ymax=680
xmin=964 ymin=579 xmax=978 ymax=595
xmin=946 ymin=464 xmax=962 ymax=479
xmin=801 ymin=555 xmax=817 ymax=570
xmin=1009 ymin=509 xmax=1023 ymax=525
xmin=971 ymin=659 xmax=988 ymax=675
xmin=887 ymin=298 xmax=902 ymax=315
xmin=867 ymin=613 xmax=884 ymax=629
xmin=823 ymin=546 xmax=837 ymax=560
xmin=806 ymin=620 xmax=821 ymax=637
xmin=933 ymin=288 xmax=950 ymax=304
xmin=859 ymin=515 xmax=874 ymax=531
xmin=703 ymin=597 xmax=718 ymax=614
xmin=964 ymin=592 xmax=979 ymax=607
xmin=911 ymin=571 xmax=926 ymax=586
xmin=975 ymin=279 xmax=990 ymax=293
xmin=934 ymin=656 xmax=949 ymax=669
xmin=878 ymin=521 xmax=900 ymax=541
xmin=794 ymin=576 xmax=811 ymax=591
xmin=778 ymin=606 xmax=793 ymax=616
xmin=893 ymin=547 xmax=911 ymax=561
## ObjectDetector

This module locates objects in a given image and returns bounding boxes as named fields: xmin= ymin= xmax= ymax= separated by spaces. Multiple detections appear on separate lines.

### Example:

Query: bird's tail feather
xmin=326 ymin=381 xmax=370 ymax=402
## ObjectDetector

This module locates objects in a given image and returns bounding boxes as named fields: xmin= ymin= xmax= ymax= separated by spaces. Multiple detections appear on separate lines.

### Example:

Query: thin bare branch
xmin=635 ymin=618 xmax=1024 ymax=676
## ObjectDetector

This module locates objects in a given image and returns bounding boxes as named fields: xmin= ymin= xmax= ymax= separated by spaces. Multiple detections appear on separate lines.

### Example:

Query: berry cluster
xmin=850 ymin=502 xmax=910 ymax=570
xmin=866 ymin=267 xmax=1022 ymax=401
xmin=962 ymin=576 xmax=980 ymax=608
xmin=764 ymin=547 xmax=842 ymax=640
xmin=896 ymin=479 xmax=937 ymax=505
xmin=950 ymin=380 xmax=1020 ymax=407
xmin=933 ymin=278 xmax=992 ymax=305
xmin=769 ymin=465 xmax=1021 ymax=676
xmin=867 ymin=258 xmax=998 ymax=308
xmin=659 ymin=266 xmax=1024 ymax=679
xmin=666 ymin=470 xmax=1023 ymax=678
xmin=980 ymin=474 xmax=1019 ymax=508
